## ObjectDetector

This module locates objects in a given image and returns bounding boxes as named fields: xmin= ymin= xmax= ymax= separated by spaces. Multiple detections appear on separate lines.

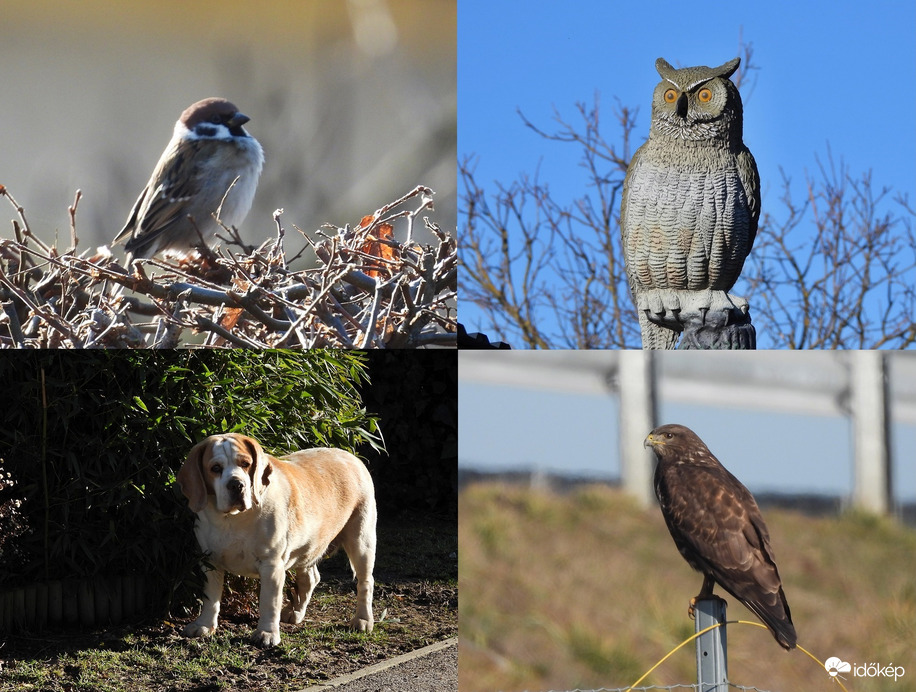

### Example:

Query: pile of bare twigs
xmin=0 ymin=185 xmax=456 ymax=348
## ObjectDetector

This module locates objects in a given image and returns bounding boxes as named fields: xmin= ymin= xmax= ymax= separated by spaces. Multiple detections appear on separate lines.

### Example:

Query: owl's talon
xmin=638 ymin=289 xmax=685 ymax=332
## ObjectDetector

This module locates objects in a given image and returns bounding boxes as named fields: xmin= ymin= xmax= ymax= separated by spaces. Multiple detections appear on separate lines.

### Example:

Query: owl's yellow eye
xmin=698 ymin=88 xmax=712 ymax=103
xmin=664 ymin=89 xmax=678 ymax=103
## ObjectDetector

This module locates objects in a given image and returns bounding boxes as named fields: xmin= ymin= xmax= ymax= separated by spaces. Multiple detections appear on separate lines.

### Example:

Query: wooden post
xmin=695 ymin=597 xmax=728 ymax=691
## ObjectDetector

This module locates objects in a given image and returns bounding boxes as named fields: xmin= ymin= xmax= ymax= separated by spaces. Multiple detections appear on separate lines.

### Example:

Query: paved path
xmin=300 ymin=637 xmax=457 ymax=692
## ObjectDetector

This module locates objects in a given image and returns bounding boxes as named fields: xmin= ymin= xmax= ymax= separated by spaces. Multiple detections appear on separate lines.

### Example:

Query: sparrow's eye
xmin=209 ymin=115 xmax=222 ymax=124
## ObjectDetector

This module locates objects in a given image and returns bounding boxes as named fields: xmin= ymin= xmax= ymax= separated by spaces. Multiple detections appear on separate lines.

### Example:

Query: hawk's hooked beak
xmin=644 ymin=434 xmax=657 ymax=449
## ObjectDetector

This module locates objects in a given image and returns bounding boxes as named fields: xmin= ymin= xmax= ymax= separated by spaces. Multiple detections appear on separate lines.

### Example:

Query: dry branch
xmin=0 ymin=185 xmax=456 ymax=348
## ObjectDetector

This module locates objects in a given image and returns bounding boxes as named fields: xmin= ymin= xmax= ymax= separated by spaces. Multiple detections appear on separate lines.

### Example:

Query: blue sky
xmin=458 ymin=0 xmax=916 ymax=346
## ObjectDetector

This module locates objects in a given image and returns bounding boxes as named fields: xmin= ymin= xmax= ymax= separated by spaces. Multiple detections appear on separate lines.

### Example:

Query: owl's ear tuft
xmin=655 ymin=57 xmax=676 ymax=81
xmin=714 ymin=57 xmax=741 ymax=80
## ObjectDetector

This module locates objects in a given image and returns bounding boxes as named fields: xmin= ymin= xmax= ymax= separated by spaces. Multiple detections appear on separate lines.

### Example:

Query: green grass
xmin=459 ymin=482 xmax=916 ymax=692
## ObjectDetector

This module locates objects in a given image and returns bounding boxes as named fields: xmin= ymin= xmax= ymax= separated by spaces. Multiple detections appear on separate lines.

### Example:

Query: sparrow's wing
xmin=112 ymin=138 xmax=204 ymax=253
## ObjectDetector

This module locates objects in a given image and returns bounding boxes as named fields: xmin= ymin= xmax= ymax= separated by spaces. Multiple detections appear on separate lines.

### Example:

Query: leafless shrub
xmin=0 ymin=185 xmax=456 ymax=348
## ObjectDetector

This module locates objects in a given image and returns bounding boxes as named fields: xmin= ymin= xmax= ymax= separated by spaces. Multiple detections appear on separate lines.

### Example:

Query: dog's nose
xmin=227 ymin=478 xmax=244 ymax=495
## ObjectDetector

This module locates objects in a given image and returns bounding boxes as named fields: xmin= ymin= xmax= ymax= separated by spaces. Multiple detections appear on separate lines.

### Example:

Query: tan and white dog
xmin=177 ymin=433 xmax=376 ymax=647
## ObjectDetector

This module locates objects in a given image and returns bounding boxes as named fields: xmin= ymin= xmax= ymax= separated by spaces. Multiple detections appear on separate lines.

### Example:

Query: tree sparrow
xmin=113 ymin=97 xmax=264 ymax=260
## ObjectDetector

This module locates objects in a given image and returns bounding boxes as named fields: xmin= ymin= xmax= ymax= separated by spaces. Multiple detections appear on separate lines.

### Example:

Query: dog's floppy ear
xmin=178 ymin=438 xmax=212 ymax=513
xmin=241 ymin=435 xmax=273 ymax=506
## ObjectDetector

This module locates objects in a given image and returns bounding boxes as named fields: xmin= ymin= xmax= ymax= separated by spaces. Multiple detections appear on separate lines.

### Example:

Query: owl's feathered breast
xmin=621 ymin=138 xmax=758 ymax=293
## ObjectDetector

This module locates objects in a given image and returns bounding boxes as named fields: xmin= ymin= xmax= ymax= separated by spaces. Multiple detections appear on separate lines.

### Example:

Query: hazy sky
xmin=1 ymin=2 xmax=455 ymax=252
xmin=459 ymin=356 xmax=916 ymax=503
xmin=458 ymin=0 xmax=916 ymax=346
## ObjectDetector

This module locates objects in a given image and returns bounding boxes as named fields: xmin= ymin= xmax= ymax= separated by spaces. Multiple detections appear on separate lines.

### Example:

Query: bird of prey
xmin=644 ymin=423 xmax=797 ymax=650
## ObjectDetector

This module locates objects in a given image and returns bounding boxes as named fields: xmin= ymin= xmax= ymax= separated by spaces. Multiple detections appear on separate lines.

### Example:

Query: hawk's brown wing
xmin=655 ymin=459 xmax=796 ymax=650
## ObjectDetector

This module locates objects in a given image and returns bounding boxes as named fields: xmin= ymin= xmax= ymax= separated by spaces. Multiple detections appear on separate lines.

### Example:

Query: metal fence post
xmin=695 ymin=596 xmax=728 ymax=692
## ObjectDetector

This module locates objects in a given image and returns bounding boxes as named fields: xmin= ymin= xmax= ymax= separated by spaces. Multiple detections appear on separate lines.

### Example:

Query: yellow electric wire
xmin=735 ymin=620 xmax=850 ymax=692
xmin=625 ymin=619 xmax=850 ymax=692
xmin=624 ymin=623 xmax=721 ymax=690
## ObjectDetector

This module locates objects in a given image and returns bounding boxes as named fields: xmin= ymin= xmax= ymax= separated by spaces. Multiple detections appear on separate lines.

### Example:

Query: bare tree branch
xmin=460 ymin=97 xmax=641 ymax=348
xmin=744 ymin=150 xmax=916 ymax=348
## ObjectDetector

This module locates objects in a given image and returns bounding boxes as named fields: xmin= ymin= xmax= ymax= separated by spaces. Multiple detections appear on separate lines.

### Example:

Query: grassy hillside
xmin=459 ymin=482 xmax=916 ymax=692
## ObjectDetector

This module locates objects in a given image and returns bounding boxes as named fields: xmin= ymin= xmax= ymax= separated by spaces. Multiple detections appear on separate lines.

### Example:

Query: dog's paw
xmin=281 ymin=605 xmax=305 ymax=625
xmin=350 ymin=616 xmax=374 ymax=633
xmin=182 ymin=621 xmax=217 ymax=638
xmin=250 ymin=628 xmax=282 ymax=648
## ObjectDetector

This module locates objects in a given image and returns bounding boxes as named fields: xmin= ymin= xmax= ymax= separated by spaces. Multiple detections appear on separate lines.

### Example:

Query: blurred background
xmin=1 ymin=0 xmax=455 ymax=259
xmin=461 ymin=351 xmax=916 ymax=510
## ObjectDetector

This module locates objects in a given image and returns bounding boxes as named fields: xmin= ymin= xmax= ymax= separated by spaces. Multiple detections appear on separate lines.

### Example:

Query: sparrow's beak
xmin=226 ymin=112 xmax=251 ymax=137
xmin=228 ymin=112 xmax=250 ymax=128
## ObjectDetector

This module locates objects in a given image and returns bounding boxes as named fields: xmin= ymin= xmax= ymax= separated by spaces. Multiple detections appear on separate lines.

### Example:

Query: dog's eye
xmin=210 ymin=464 xmax=222 ymax=474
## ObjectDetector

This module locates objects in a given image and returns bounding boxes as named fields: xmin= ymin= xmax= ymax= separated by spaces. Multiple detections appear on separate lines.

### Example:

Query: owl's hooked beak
xmin=675 ymin=92 xmax=688 ymax=119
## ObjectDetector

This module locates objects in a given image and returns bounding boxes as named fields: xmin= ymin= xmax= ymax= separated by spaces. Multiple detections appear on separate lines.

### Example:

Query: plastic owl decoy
xmin=621 ymin=57 xmax=760 ymax=349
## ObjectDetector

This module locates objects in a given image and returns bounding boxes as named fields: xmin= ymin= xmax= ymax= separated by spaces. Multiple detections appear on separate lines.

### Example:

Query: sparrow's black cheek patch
xmin=195 ymin=125 xmax=218 ymax=138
